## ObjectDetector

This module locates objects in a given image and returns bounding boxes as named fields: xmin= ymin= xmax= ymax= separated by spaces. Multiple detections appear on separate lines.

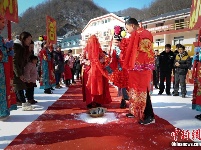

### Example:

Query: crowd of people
xmin=1 ymin=14 xmax=201 ymax=125
xmin=154 ymin=43 xmax=191 ymax=98
xmin=0 ymin=13 xmax=82 ymax=118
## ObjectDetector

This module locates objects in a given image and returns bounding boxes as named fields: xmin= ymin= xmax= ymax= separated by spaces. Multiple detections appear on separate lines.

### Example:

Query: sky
xmin=18 ymin=0 xmax=154 ymax=16
xmin=93 ymin=0 xmax=153 ymax=12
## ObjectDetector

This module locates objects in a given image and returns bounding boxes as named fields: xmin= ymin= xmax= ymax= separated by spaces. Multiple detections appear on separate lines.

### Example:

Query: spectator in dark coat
xmin=75 ymin=56 xmax=82 ymax=80
xmin=153 ymin=50 xmax=160 ymax=89
xmin=173 ymin=45 xmax=191 ymax=98
xmin=53 ymin=46 xmax=64 ymax=88
xmin=172 ymin=44 xmax=181 ymax=91
xmin=158 ymin=44 xmax=175 ymax=95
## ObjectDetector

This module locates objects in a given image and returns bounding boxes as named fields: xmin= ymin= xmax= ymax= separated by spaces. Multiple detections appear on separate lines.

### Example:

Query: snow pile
xmin=76 ymin=112 xmax=118 ymax=124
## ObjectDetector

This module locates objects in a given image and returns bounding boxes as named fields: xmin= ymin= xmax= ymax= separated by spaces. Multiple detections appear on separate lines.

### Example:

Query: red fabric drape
xmin=192 ymin=61 xmax=201 ymax=107
xmin=85 ymin=35 xmax=107 ymax=95
xmin=49 ymin=57 xmax=56 ymax=85
xmin=123 ymin=28 xmax=153 ymax=70
xmin=123 ymin=31 xmax=137 ymax=69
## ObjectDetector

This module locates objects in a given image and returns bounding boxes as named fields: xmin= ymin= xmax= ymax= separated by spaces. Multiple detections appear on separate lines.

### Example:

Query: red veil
xmin=85 ymin=35 xmax=108 ymax=95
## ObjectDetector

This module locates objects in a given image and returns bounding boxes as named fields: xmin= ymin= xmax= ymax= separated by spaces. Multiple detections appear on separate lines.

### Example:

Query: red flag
xmin=46 ymin=15 xmax=57 ymax=44
xmin=189 ymin=0 xmax=201 ymax=29
xmin=0 ymin=0 xmax=18 ymax=23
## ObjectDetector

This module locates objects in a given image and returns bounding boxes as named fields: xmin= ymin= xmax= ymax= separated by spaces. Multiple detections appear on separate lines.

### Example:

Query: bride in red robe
xmin=81 ymin=35 xmax=112 ymax=109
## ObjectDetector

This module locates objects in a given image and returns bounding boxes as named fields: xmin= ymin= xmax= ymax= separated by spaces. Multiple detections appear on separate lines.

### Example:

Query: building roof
xmin=143 ymin=8 xmax=191 ymax=23
xmin=60 ymin=34 xmax=81 ymax=49
xmin=62 ymin=34 xmax=81 ymax=42
xmin=82 ymin=13 xmax=125 ymax=32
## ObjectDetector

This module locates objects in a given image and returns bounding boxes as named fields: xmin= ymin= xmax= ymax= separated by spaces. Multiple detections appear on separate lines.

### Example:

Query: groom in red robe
xmin=123 ymin=18 xmax=155 ymax=125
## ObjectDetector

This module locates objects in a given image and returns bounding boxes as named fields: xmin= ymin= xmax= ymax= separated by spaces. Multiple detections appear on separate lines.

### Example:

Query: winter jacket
xmin=75 ymin=59 xmax=81 ymax=70
xmin=24 ymin=62 xmax=38 ymax=83
xmin=174 ymin=51 xmax=191 ymax=75
xmin=13 ymin=40 xmax=31 ymax=90
xmin=154 ymin=55 xmax=159 ymax=71
xmin=159 ymin=50 xmax=175 ymax=72
xmin=53 ymin=50 xmax=64 ymax=74
xmin=66 ymin=55 xmax=75 ymax=69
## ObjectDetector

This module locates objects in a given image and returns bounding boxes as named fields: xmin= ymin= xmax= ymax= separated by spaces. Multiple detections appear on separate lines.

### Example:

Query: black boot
xmin=173 ymin=92 xmax=179 ymax=96
xmin=50 ymin=87 xmax=55 ymax=90
xmin=87 ymin=103 xmax=92 ymax=109
xmin=44 ymin=88 xmax=52 ymax=94
xmin=195 ymin=114 xmax=201 ymax=120
xmin=95 ymin=103 xmax=102 ymax=107
xmin=120 ymin=99 xmax=126 ymax=109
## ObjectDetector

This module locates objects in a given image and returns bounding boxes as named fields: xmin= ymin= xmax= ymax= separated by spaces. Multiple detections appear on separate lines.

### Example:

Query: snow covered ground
xmin=0 ymin=83 xmax=201 ymax=149
xmin=0 ymin=82 xmax=68 ymax=150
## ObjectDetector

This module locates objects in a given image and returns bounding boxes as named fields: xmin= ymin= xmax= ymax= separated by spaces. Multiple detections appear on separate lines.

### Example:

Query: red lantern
xmin=43 ymin=35 xmax=47 ymax=41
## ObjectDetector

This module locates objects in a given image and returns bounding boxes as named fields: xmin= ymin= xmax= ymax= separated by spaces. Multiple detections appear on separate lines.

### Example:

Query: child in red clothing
xmin=63 ymin=60 xmax=72 ymax=87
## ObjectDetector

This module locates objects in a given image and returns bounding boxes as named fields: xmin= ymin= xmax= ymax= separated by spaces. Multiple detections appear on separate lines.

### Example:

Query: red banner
xmin=0 ymin=0 xmax=18 ymax=23
xmin=189 ymin=0 xmax=201 ymax=29
xmin=46 ymin=15 xmax=57 ymax=44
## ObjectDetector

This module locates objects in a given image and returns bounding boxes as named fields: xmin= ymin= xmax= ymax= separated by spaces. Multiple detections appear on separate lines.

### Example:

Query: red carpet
xmin=6 ymin=82 xmax=193 ymax=150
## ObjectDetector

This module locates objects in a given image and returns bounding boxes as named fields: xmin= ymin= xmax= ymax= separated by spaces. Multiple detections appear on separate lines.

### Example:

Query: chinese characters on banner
xmin=0 ymin=0 xmax=18 ymax=23
xmin=189 ymin=0 xmax=201 ymax=29
xmin=46 ymin=15 xmax=57 ymax=44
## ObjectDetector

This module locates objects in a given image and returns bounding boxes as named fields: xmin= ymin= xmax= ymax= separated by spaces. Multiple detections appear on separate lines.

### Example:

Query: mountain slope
xmin=115 ymin=0 xmax=192 ymax=20
xmin=1 ymin=0 xmax=192 ymax=40
xmin=3 ymin=0 xmax=108 ymax=40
